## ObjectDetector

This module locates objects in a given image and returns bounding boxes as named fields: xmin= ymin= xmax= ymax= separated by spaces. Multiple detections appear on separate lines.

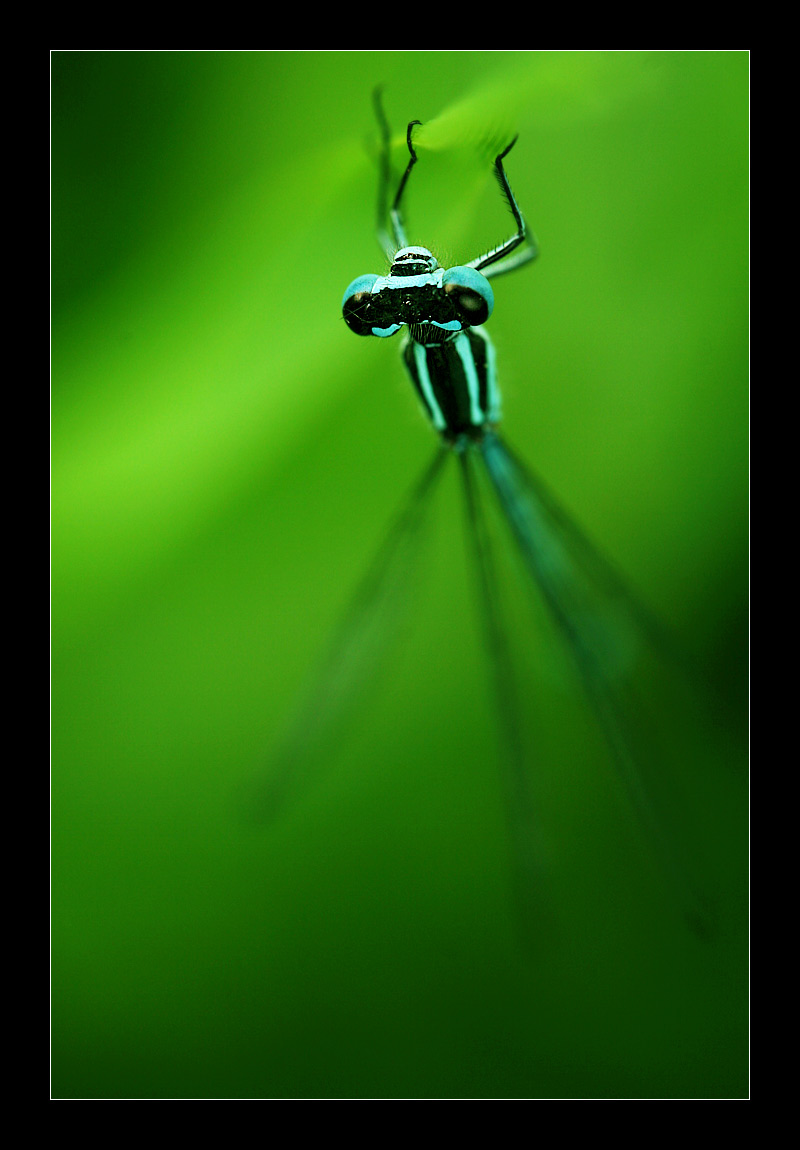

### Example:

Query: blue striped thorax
xmin=342 ymin=246 xmax=499 ymax=441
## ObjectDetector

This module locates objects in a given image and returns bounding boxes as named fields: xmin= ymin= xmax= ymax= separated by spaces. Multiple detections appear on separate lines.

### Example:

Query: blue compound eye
xmin=442 ymin=266 xmax=494 ymax=327
xmin=342 ymin=274 xmax=380 ymax=336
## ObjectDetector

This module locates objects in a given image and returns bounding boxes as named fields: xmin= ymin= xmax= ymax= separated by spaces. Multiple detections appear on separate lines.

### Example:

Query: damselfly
xmin=256 ymin=94 xmax=718 ymax=933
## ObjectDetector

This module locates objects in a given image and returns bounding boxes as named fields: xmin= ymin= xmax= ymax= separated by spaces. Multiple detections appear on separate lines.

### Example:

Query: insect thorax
xmin=403 ymin=326 xmax=500 ymax=439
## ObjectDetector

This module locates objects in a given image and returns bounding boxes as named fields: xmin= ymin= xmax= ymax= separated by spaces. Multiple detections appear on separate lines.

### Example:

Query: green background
xmin=52 ymin=51 xmax=748 ymax=1099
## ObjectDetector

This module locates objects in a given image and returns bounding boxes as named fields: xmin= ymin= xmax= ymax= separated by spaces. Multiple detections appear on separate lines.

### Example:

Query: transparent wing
xmin=246 ymin=447 xmax=450 ymax=822
xmin=479 ymin=431 xmax=741 ymax=934
xmin=458 ymin=446 xmax=556 ymax=945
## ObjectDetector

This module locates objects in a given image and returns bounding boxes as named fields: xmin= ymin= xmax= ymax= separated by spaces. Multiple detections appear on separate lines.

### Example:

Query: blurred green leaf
xmin=52 ymin=51 xmax=748 ymax=1100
